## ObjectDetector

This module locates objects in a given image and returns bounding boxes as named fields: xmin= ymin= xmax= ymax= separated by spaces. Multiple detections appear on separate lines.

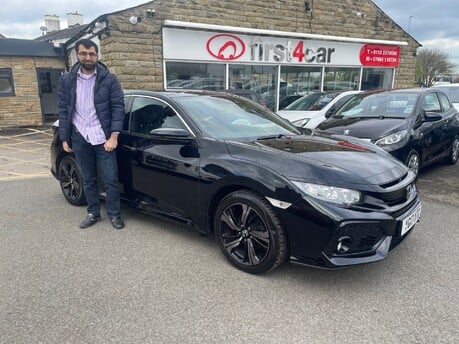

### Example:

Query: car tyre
xmin=405 ymin=150 xmax=420 ymax=179
xmin=214 ymin=190 xmax=288 ymax=274
xmin=58 ymin=155 xmax=86 ymax=206
xmin=445 ymin=137 xmax=459 ymax=165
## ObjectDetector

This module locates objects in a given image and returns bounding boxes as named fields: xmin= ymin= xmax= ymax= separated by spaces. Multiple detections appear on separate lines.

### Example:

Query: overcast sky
xmin=1 ymin=0 xmax=458 ymax=71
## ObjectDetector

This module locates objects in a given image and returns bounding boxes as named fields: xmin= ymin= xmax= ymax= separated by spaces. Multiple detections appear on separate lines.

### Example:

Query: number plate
xmin=400 ymin=203 xmax=422 ymax=236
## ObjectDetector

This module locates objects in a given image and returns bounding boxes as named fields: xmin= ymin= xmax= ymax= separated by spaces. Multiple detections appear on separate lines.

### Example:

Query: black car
xmin=51 ymin=90 xmax=421 ymax=274
xmin=317 ymin=88 xmax=459 ymax=177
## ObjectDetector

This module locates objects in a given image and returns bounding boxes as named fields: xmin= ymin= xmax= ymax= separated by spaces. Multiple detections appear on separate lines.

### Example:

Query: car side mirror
xmin=297 ymin=127 xmax=313 ymax=135
xmin=423 ymin=111 xmax=442 ymax=122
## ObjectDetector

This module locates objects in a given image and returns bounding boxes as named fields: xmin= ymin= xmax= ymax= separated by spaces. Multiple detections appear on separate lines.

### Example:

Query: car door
xmin=437 ymin=91 xmax=459 ymax=155
xmin=418 ymin=92 xmax=446 ymax=163
xmin=118 ymin=95 xmax=201 ymax=222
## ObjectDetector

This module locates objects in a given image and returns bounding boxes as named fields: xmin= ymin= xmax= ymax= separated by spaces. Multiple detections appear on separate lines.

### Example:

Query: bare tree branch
xmin=415 ymin=48 xmax=456 ymax=87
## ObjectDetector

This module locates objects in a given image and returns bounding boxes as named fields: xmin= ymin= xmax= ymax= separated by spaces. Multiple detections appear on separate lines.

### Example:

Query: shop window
xmin=166 ymin=62 xmax=225 ymax=90
xmin=280 ymin=66 xmax=322 ymax=96
xmin=361 ymin=68 xmax=394 ymax=90
xmin=229 ymin=65 xmax=278 ymax=110
xmin=323 ymin=67 xmax=360 ymax=91
xmin=0 ymin=68 xmax=15 ymax=96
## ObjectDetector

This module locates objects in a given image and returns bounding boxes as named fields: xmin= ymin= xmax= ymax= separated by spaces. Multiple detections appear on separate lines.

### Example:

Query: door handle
xmin=123 ymin=145 xmax=137 ymax=152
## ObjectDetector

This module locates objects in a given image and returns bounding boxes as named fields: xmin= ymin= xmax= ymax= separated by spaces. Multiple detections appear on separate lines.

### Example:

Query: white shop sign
xmin=163 ymin=28 xmax=400 ymax=67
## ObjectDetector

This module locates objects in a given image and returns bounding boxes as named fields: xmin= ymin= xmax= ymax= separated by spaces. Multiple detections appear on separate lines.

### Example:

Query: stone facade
xmin=0 ymin=57 xmax=65 ymax=127
xmin=97 ymin=0 xmax=419 ymax=90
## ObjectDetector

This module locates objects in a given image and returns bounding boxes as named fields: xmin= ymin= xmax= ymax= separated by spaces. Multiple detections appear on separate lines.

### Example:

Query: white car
xmin=277 ymin=90 xmax=362 ymax=129
xmin=431 ymin=84 xmax=459 ymax=111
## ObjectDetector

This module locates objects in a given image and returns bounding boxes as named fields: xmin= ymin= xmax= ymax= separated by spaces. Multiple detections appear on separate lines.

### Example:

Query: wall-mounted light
xmin=304 ymin=1 xmax=311 ymax=12
xmin=129 ymin=16 xmax=141 ymax=24
xmin=146 ymin=9 xmax=156 ymax=18
xmin=356 ymin=12 xmax=365 ymax=18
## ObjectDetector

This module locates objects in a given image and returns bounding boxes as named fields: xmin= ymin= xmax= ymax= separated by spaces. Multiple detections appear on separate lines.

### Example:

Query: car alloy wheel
xmin=214 ymin=190 xmax=287 ymax=274
xmin=58 ymin=155 xmax=86 ymax=206
xmin=406 ymin=150 xmax=420 ymax=178
xmin=446 ymin=137 xmax=459 ymax=165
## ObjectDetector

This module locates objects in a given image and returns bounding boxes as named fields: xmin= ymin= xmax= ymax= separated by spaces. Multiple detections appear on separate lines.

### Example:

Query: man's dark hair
xmin=75 ymin=39 xmax=99 ymax=53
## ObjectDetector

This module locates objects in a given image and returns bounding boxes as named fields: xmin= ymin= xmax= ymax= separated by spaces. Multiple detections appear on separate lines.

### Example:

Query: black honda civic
xmin=51 ymin=90 xmax=421 ymax=274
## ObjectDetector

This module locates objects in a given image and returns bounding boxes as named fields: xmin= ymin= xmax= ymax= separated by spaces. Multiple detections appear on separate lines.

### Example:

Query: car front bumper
xmin=278 ymin=195 xmax=422 ymax=269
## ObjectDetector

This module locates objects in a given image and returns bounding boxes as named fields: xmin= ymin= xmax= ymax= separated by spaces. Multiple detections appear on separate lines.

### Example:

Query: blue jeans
xmin=71 ymin=130 xmax=121 ymax=219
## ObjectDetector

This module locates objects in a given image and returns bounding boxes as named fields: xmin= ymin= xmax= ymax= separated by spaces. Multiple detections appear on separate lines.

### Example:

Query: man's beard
xmin=80 ymin=62 xmax=96 ymax=72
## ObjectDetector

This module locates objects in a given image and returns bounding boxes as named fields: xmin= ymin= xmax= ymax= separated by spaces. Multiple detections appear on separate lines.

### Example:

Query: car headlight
xmin=291 ymin=181 xmax=361 ymax=205
xmin=375 ymin=130 xmax=408 ymax=148
xmin=291 ymin=118 xmax=310 ymax=127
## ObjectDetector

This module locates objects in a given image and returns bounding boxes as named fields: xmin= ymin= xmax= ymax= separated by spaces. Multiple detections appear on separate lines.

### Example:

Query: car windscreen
xmin=332 ymin=92 xmax=418 ymax=119
xmin=175 ymin=95 xmax=300 ymax=140
xmin=284 ymin=93 xmax=322 ymax=110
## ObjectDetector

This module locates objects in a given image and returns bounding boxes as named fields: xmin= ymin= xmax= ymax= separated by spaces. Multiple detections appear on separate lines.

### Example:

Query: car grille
xmin=356 ymin=172 xmax=416 ymax=211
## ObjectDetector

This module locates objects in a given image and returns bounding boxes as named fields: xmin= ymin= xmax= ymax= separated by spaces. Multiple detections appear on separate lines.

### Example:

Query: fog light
xmin=336 ymin=236 xmax=353 ymax=253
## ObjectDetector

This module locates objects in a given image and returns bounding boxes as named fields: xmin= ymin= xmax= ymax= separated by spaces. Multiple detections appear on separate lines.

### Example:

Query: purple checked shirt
xmin=72 ymin=70 xmax=106 ymax=145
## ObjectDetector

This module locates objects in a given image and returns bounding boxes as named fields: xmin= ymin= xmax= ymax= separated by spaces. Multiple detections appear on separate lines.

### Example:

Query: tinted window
xmin=129 ymin=97 xmax=186 ymax=135
xmin=334 ymin=92 xmax=418 ymax=118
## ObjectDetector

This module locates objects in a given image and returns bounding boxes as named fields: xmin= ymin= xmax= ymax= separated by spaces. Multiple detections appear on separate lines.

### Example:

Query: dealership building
xmin=1 ymin=0 xmax=420 ymax=126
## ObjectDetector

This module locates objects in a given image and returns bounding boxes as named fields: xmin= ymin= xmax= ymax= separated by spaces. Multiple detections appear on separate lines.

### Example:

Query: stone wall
xmin=0 ymin=57 xmax=65 ymax=127
xmin=100 ymin=0 xmax=419 ymax=90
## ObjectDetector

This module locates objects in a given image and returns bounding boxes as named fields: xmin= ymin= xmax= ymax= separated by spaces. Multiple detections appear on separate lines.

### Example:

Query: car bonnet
xmin=317 ymin=117 xmax=407 ymax=140
xmin=226 ymin=134 xmax=407 ymax=187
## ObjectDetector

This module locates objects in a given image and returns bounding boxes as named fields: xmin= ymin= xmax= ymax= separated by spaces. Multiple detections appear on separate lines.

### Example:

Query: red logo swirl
xmin=206 ymin=34 xmax=245 ymax=61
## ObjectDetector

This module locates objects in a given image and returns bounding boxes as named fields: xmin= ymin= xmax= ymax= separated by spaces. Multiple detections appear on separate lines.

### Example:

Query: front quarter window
xmin=129 ymin=96 xmax=187 ymax=135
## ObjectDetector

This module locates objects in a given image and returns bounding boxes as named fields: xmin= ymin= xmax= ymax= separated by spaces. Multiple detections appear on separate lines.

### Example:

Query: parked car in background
xmin=278 ymin=94 xmax=303 ymax=110
xmin=277 ymin=90 xmax=361 ymax=129
xmin=223 ymin=89 xmax=267 ymax=108
xmin=431 ymin=83 xmax=459 ymax=110
xmin=51 ymin=90 xmax=421 ymax=274
xmin=317 ymin=88 xmax=459 ymax=178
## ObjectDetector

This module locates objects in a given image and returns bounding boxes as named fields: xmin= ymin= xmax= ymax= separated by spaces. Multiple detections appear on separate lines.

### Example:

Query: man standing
xmin=57 ymin=39 xmax=125 ymax=229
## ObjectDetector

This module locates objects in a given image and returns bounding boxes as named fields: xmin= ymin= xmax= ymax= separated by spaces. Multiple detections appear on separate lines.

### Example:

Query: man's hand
xmin=62 ymin=141 xmax=73 ymax=153
xmin=104 ymin=132 xmax=119 ymax=152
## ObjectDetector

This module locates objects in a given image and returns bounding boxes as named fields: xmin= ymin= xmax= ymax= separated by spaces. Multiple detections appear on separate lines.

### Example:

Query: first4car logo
xmin=206 ymin=34 xmax=336 ymax=63
xmin=206 ymin=34 xmax=246 ymax=60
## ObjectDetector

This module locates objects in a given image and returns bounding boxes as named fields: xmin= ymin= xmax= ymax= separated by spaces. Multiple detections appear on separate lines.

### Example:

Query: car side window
xmin=422 ymin=93 xmax=441 ymax=112
xmin=438 ymin=92 xmax=451 ymax=111
xmin=129 ymin=97 xmax=186 ymax=134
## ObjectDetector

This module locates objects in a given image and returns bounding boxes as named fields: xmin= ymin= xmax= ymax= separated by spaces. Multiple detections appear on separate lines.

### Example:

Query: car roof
xmin=360 ymin=88 xmax=440 ymax=96
xmin=431 ymin=84 xmax=459 ymax=88
xmin=124 ymin=89 xmax=224 ymax=98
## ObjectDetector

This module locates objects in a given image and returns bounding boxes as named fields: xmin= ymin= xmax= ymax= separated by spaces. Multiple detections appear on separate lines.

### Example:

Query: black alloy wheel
xmin=446 ymin=137 xmax=459 ymax=165
xmin=214 ymin=190 xmax=287 ymax=274
xmin=58 ymin=155 xmax=86 ymax=206
xmin=406 ymin=150 xmax=420 ymax=179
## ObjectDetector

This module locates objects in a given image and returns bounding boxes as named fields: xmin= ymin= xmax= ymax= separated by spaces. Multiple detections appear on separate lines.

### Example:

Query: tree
xmin=415 ymin=48 xmax=456 ymax=87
